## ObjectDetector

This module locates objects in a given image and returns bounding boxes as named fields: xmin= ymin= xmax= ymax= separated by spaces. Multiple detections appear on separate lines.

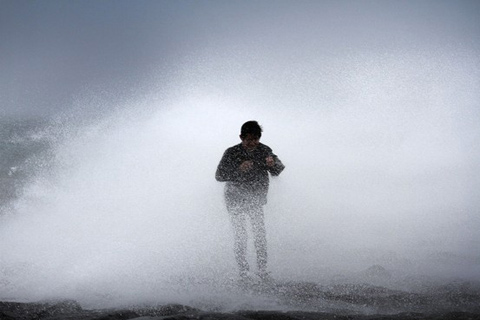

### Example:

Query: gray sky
xmin=1 ymin=0 xmax=479 ymax=118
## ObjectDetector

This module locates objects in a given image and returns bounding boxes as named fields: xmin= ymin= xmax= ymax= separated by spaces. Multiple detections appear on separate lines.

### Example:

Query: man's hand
xmin=266 ymin=156 xmax=275 ymax=167
xmin=239 ymin=160 xmax=254 ymax=172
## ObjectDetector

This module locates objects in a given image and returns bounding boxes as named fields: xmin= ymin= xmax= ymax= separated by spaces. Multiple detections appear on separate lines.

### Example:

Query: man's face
xmin=241 ymin=134 xmax=260 ymax=151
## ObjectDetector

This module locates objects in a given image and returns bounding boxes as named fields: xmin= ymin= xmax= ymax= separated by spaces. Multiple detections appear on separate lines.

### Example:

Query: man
xmin=215 ymin=121 xmax=285 ymax=282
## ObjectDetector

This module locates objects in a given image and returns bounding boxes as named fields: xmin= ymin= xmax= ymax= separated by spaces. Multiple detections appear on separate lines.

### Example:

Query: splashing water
xmin=1 ymin=5 xmax=480 ymax=310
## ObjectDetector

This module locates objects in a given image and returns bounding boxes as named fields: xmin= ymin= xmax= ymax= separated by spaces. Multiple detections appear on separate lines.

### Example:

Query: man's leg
xmin=228 ymin=207 xmax=250 ymax=277
xmin=249 ymin=205 xmax=268 ymax=275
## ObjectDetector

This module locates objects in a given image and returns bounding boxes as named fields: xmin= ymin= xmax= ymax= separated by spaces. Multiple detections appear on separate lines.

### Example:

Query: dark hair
xmin=240 ymin=120 xmax=262 ymax=138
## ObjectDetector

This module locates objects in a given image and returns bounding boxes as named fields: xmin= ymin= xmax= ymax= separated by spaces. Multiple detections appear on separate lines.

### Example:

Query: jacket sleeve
xmin=268 ymin=152 xmax=285 ymax=176
xmin=215 ymin=149 xmax=239 ymax=182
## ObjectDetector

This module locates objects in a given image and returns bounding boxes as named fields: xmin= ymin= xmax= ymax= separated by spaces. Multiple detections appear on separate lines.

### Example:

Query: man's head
xmin=240 ymin=121 xmax=262 ymax=151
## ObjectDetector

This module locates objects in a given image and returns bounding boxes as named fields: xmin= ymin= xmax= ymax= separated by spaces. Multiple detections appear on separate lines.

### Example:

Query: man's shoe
xmin=238 ymin=271 xmax=256 ymax=287
xmin=257 ymin=271 xmax=274 ymax=284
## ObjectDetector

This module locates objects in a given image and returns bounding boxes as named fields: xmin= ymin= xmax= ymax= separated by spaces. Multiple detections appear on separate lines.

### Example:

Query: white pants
xmin=227 ymin=202 xmax=267 ymax=276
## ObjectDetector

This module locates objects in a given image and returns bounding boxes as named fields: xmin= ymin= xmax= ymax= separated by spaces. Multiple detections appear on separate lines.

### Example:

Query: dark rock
xmin=237 ymin=310 xmax=345 ymax=320
xmin=131 ymin=304 xmax=200 ymax=319
xmin=2 ymin=280 xmax=480 ymax=319
xmin=364 ymin=265 xmax=392 ymax=279
xmin=0 ymin=300 xmax=83 ymax=319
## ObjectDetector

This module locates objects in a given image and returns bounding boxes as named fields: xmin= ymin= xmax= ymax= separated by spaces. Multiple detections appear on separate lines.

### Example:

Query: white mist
xmin=1 ymin=1 xmax=479 ymax=310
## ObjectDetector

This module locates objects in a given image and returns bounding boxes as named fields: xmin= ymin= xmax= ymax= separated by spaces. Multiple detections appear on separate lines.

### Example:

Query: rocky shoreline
xmin=1 ymin=300 xmax=480 ymax=320
xmin=2 ymin=279 xmax=480 ymax=320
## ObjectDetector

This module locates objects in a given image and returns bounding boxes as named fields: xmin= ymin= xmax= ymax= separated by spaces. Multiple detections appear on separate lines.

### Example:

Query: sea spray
xmin=1 ymin=3 xmax=479 ymax=309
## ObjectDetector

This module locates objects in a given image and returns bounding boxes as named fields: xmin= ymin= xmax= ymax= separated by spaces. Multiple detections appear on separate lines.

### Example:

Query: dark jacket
xmin=216 ymin=143 xmax=285 ymax=207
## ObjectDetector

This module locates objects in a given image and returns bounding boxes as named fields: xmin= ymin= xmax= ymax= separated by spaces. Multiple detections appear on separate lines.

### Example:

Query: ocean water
xmin=0 ymin=118 xmax=51 ymax=212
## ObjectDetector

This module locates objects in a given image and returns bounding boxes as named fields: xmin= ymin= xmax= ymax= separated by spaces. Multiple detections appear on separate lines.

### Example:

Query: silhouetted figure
xmin=216 ymin=121 xmax=285 ymax=283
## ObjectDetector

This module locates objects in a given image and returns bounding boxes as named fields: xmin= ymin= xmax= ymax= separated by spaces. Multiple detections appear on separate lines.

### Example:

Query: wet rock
xmin=0 ymin=300 xmax=82 ymax=319
xmin=364 ymin=265 xmax=392 ymax=279
xmin=133 ymin=304 xmax=200 ymax=317
xmin=1 ymin=280 xmax=480 ymax=319
xmin=0 ymin=300 xmax=140 ymax=320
